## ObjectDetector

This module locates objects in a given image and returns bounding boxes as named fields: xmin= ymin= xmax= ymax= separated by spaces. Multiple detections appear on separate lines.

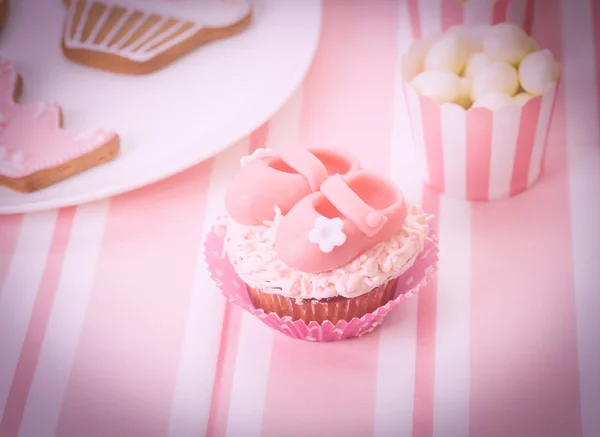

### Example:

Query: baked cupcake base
xmin=247 ymin=278 xmax=399 ymax=325
xmin=205 ymin=226 xmax=439 ymax=341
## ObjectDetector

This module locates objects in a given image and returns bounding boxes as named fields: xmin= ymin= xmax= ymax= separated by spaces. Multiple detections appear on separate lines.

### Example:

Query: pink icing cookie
xmin=0 ymin=59 xmax=120 ymax=192
xmin=61 ymin=0 xmax=253 ymax=75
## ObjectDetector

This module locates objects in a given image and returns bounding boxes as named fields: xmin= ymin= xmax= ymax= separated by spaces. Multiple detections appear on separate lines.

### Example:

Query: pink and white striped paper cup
xmin=204 ymin=226 xmax=439 ymax=342
xmin=401 ymin=42 xmax=559 ymax=201
xmin=407 ymin=0 xmax=536 ymax=40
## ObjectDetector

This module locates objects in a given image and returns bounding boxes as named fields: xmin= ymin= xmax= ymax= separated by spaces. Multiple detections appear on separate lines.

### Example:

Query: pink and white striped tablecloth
xmin=1 ymin=0 xmax=599 ymax=436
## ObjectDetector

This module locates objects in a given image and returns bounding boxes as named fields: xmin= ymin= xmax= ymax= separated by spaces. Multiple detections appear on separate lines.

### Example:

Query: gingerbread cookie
xmin=61 ymin=0 xmax=252 ymax=75
xmin=0 ymin=59 xmax=119 ymax=192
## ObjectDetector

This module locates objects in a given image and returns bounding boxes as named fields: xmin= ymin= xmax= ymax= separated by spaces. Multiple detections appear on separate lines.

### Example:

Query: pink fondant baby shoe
xmin=274 ymin=170 xmax=408 ymax=273
xmin=225 ymin=147 xmax=361 ymax=225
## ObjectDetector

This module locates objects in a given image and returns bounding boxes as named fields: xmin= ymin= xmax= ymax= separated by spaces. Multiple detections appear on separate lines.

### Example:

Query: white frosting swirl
xmin=218 ymin=205 xmax=432 ymax=301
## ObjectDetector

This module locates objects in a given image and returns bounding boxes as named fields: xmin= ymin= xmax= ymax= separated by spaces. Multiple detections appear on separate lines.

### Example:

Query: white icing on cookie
xmin=73 ymin=130 xmax=98 ymax=142
xmin=63 ymin=0 xmax=251 ymax=63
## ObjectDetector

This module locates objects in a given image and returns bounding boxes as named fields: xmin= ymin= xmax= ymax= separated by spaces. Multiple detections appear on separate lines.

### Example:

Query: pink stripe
xmin=55 ymin=162 xmax=214 ymax=437
xmin=407 ymin=0 xmax=422 ymax=41
xmin=205 ymin=124 xmax=268 ymax=437
xmin=441 ymin=0 xmax=463 ymax=31
xmin=261 ymin=1 xmax=399 ymax=435
xmin=248 ymin=122 xmax=270 ymax=155
xmin=411 ymin=186 xmax=440 ymax=437
xmin=420 ymin=96 xmax=445 ymax=193
xmin=465 ymin=109 xmax=493 ymax=201
xmin=0 ymin=214 xmax=24 ymax=295
xmin=470 ymin=1 xmax=583 ymax=435
xmin=492 ymin=0 xmax=510 ymax=24
xmin=298 ymin=0 xmax=399 ymax=175
xmin=510 ymin=98 xmax=542 ymax=196
xmin=0 ymin=207 xmax=75 ymax=437
xmin=206 ymin=304 xmax=243 ymax=437
xmin=523 ymin=0 xmax=535 ymax=35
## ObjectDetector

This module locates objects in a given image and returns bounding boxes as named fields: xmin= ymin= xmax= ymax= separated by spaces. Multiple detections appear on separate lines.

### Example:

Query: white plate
xmin=0 ymin=0 xmax=321 ymax=214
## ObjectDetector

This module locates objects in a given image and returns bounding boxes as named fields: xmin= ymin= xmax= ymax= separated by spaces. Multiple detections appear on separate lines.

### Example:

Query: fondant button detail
xmin=367 ymin=212 xmax=383 ymax=228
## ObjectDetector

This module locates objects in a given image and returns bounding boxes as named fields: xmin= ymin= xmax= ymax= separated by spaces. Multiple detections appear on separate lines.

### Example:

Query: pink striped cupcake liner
xmin=407 ymin=0 xmax=536 ymax=40
xmin=204 ymin=226 xmax=439 ymax=342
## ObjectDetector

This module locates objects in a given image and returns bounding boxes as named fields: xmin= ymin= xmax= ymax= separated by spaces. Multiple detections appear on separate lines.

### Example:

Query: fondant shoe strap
xmin=320 ymin=174 xmax=388 ymax=237
xmin=278 ymin=148 xmax=329 ymax=192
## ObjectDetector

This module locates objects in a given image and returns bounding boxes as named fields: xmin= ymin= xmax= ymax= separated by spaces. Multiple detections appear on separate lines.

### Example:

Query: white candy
xmin=447 ymin=24 xmax=489 ymax=54
xmin=519 ymin=49 xmax=560 ymax=96
xmin=514 ymin=92 xmax=535 ymax=106
xmin=410 ymin=70 xmax=462 ymax=104
xmin=424 ymin=33 xmax=468 ymax=74
xmin=471 ymin=61 xmax=519 ymax=101
xmin=483 ymin=22 xmax=532 ymax=65
xmin=473 ymin=91 xmax=515 ymax=111
xmin=464 ymin=52 xmax=490 ymax=79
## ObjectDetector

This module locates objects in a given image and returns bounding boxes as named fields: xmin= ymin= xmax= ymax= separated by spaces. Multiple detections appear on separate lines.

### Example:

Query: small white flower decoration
xmin=240 ymin=148 xmax=276 ymax=168
xmin=308 ymin=216 xmax=346 ymax=253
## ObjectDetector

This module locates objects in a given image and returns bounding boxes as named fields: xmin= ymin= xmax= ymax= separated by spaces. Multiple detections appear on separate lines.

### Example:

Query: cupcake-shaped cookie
xmin=62 ymin=0 xmax=252 ymax=74
xmin=205 ymin=147 xmax=438 ymax=341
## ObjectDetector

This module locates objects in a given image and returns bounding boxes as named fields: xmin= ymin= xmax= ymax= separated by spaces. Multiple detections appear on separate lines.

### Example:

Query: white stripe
xmin=100 ymin=9 xmax=134 ymax=48
xmin=129 ymin=17 xmax=168 ymax=52
xmin=135 ymin=24 xmax=199 ymax=62
xmin=0 ymin=211 xmax=57 ymax=420
xmin=17 ymin=202 xmax=109 ymax=437
xmin=115 ymin=12 xmax=148 ymax=50
xmin=135 ymin=20 xmax=186 ymax=55
xmin=419 ymin=0 xmax=443 ymax=37
xmin=463 ymin=0 xmax=494 ymax=26
xmin=374 ymin=4 xmax=421 ymax=434
xmin=562 ymin=1 xmax=600 ymax=436
xmin=440 ymin=104 xmax=467 ymax=199
xmin=432 ymin=196 xmax=471 ymax=437
xmin=405 ymin=85 xmax=430 ymax=185
xmin=73 ymin=0 xmax=92 ymax=42
xmin=224 ymin=88 xmax=303 ymax=437
xmin=488 ymin=106 xmax=521 ymax=200
xmin=167 ymin=139 xmax=249 ymax=437
xmin=86 ymin=6 xmax=111 ymax=44
xmin=527 ymin=84 xmax=556 ymax=187
xmin=64 ymin=1 xmax=78 ymax=43
xmin=224 ymin=314 xmax=274 ymax=437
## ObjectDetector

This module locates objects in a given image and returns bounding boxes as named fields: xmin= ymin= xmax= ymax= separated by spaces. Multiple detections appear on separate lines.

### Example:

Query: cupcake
xmin=216 ymin=146 xmax=434 ymax=327
xmin=402 ymin=22 xmax=560 ymax=201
